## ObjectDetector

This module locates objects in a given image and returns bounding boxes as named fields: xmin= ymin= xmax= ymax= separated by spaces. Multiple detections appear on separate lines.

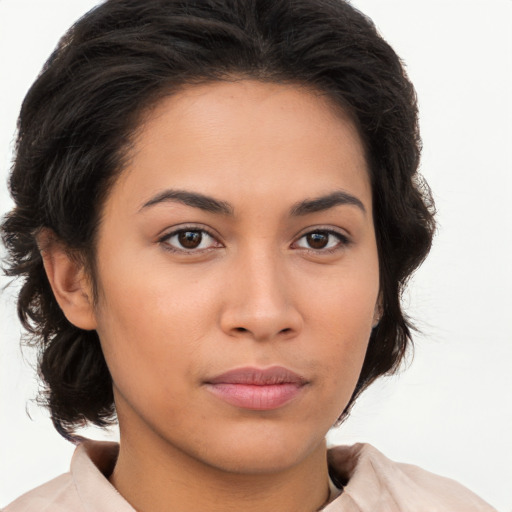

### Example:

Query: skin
xmin=43 ymin=80 xmax=380 ymax=512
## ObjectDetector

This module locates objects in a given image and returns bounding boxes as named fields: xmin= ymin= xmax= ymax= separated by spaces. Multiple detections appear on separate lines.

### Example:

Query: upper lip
xmin=206 ymin=366 xmax=308 ymax=386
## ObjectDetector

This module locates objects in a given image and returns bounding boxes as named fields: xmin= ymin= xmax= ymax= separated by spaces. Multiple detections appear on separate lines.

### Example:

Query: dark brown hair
xmin=1 ymin=0 xmax=435 ymax=440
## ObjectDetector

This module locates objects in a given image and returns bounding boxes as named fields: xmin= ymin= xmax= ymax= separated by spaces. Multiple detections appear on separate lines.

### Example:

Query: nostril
xmin=234 ymin=327 xmax=248 ymax=333
xmin=280 ymin=328 xmax=292 ymax=334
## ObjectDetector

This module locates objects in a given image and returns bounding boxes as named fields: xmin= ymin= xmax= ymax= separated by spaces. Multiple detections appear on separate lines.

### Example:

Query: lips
xmin=204 ymin=366 xmax=308 ymax=410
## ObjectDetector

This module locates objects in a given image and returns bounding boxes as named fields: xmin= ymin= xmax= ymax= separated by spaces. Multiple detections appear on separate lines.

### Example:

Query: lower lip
xmin=205 ymin=383 xmax=305 ymax=410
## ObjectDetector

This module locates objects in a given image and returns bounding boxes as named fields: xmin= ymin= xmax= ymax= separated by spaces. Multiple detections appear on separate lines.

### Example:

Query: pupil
xmin=307 ymin=232 xmax=328 ymax=249
xmin=179 ymin=231 xmax=202 ymax=249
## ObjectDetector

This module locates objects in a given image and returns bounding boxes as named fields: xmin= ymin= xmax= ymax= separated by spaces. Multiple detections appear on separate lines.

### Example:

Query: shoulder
xmin=326 ymin=443 xmax=497 ymax=512
xmin=3 ymin=440 xmax=133 ymax=512
xmin=2 ymin=473 xmax=79 ymax=512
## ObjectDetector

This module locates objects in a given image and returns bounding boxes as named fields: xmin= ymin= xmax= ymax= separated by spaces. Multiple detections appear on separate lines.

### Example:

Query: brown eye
xmin=178 ymin=230 xmax=203 ymax=249
xmin=161 ymin=228 xmax=220 ymax=252
xmin=294 ymin=229 xmax=349 ymax=252
xmin=306 ymin=232 xmax=329 ymax=249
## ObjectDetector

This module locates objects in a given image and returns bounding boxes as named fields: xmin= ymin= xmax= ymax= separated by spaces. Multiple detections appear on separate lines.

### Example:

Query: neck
xmin=110 ymin=427 xmax=331 ymax=512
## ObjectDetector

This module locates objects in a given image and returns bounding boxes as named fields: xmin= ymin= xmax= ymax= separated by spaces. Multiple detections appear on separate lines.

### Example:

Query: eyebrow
xmin=140 ymin=188 xmax=365 ymax=216
xmin=140 ymin=189 xmax=234 ymax=215
xmin=290 ymin=190 xmax=366 ymax=216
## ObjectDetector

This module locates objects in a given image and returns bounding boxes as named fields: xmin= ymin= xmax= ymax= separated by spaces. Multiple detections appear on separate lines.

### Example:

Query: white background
xmin=0 ymin=0 xmax=511 ymax=510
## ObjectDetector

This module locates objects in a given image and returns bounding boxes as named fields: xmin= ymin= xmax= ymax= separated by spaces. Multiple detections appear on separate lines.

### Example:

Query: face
xmin=90 ymin=80 xmax=379 ymax=474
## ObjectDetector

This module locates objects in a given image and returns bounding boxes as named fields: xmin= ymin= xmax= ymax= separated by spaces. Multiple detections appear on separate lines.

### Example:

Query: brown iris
xmin=178 ymin=230 xmax=202 ymax=249
xmin=306 ymin=232 xmax=329 ymax=249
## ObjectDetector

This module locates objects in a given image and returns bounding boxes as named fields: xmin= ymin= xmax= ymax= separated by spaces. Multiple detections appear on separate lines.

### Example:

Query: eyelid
xmin=157 ymin=224 xmax=223 ymax=253
xmin=156 ymin=224 xmax=351 ymax=255
xmin=291 ymin=226 xmax=352 ymax=252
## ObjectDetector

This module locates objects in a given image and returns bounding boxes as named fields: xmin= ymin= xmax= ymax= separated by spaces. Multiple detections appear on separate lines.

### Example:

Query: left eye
xmin=161 ymin=229 xmax=220 ymax=251
xmin=294 ymin=230 xmax=348 ymax=251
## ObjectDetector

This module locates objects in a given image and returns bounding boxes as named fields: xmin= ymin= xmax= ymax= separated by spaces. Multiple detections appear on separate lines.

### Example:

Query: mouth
xmin=204 ymin=366 xmax=308 ymax=410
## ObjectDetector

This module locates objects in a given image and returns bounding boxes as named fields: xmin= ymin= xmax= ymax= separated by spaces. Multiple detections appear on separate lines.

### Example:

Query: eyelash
xmin=158 ymin=226 xmax=351 ymax=255
xmin=158 ymin=225 xmax=221 ymax=254
xmin=292 ymin=229 xmax=351 ymax=254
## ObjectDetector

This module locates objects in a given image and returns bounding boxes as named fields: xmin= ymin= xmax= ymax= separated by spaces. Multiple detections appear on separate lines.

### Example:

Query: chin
xmin=190 ymin=422 xmax=327 ymax=475
xmin=202 ymin=447 xmax=308 ymax=475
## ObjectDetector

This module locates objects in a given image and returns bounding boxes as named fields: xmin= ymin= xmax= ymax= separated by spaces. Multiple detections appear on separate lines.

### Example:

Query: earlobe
xmin=372 ymin=296 xmax=383 ymax=328
xmin=38 ymin=230 xmax=97 ymax=331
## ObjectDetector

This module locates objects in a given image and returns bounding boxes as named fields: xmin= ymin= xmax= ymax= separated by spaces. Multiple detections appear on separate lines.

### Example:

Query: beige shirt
xmin=4 ymin=440 xmax=496 ymax=511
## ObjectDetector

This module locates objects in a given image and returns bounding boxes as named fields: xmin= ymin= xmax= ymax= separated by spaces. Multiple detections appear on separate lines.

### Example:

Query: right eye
xmin=159 ymin=228 xmax=222 ymax=253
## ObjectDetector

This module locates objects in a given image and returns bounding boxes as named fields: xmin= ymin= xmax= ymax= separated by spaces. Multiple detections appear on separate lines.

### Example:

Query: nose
xmin=219 ymin=249 xmax=303 ymax=342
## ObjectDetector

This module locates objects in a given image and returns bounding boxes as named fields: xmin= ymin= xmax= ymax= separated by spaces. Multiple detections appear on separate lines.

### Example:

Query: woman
xmin=0 ymin=0 xmax=499 ymax=510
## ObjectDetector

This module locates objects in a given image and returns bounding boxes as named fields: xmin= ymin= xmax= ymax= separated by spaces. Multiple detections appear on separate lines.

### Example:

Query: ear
xmin=372 ymin=294 xmax=383 ymax=328
xmin=38 ymin=229 xmax=97 ymax=331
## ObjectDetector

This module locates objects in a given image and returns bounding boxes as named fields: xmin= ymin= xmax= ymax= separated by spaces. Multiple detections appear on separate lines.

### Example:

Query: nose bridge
xmin=220 ymin=241 xmax=301 ymax=340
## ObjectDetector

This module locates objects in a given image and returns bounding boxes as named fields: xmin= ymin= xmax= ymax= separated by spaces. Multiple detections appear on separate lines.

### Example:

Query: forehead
xmin=134 ymin=80 xmax=362 ymax=152
xmin=109 ymin=79 xmax=371 ymax=213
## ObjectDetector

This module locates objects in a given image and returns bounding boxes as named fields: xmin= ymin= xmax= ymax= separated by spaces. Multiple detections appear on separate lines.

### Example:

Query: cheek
xmin=304 ymin=255 xmax=378 ymax=335
xmin=301 ymin=265 xmax=378 ymax=393
xmin=92 ymin=266 xmax=207 ymax=401
xmin=91 ymin=248 xmax=236 ymax=398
